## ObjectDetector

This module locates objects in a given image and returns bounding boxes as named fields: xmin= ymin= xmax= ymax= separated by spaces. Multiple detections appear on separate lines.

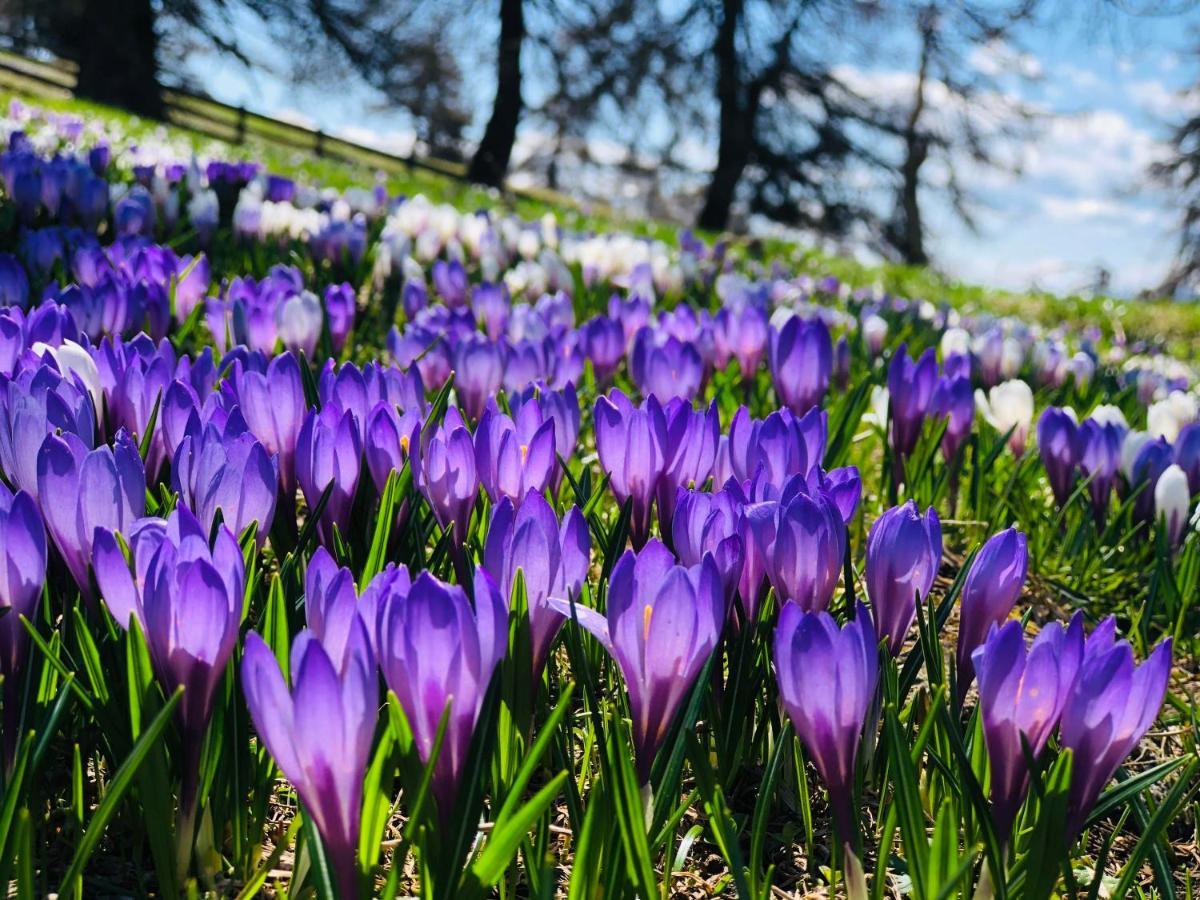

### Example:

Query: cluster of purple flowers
xmin=0 ymin=99 xmax=1185 ymax=897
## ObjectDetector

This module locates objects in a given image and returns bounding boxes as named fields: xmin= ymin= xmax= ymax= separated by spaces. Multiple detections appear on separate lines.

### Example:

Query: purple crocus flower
xmin=770 ymin=486 xmax=846 ymax=613
xmin=239 ymin=352 xmax=307 ymax=500
xmin=0 ymin=485 xmax=46 ymax=770
xmin=374 ymin=567 xmax=506 ymax=819
xmin=930 ymin=374 xmax=974 ymax=461
xmin=865 ymin=501 xmax=941 ymax=656
xmin=1173 ymin=421 xmax=1200 ymax=493
xmin=888 ymin=344 xmax=939 ymax=466
xmin=550 ymin=541 xmax=724 ymax=783
xmin=363 ymin=400 xmax=422 ymax=493
xmin=172 ymin=414 xmax=279 ymax=545
xmin=973 ymin=615 xmax=1084 ymax=843
xmin=657 ymin=399 xmax=719 ymax=539
xmin=594 ymin=390 xmax=668 ymax=548
xmin=432 ymin=258 xmax=469 ymax=308
xmin=241 ymin=590 xmax=376 ymax=900
xmin=296 ymin=404 xmax=363 ymax=546
xmin=1130 ymin=437 xmax=1174 ymax=524
xmin=631 ymin=331 xmax=703 ymax=402
xmin=93 ymin=507 xmax=244 ymax=839
xmin=715 ymin=302 xmax=769 ymax=380
xmin=474 ymin=401 xmax=557 ymax=507
xmin=729 ymin=495 xmax=775 ymax=616
xmin=774 ymin=602 xmax=878 ymax=845
xmin=417 ymin=409 xmax=479 ymax=547
xmin=0 ymin=254 xmax=29 ymax=310
xmin=1037 ymin=408 xmax=1080 ymax=509
xmin=511 ymin=381 xmax=580 ymax=491
xmin=726 ymin=406 xmax=825 ymax=489
xmin=672 ymin=487 xmax=744 ymax=604
xmin=955 ymin=528 xmax=1028 ymax=700
xmin=1060 ymin=621 xmax=1172 ymax=841
xmin=769 ymin=315 xmax=832 ymax=415
xmin=37 ymin=429 xmax=145 ymax=599
xmin=0 ymin=363 xmax=97 ymax=498
xmin=580 ymin=315 xmax=625 ymax=383
xmin=472 ymin=282 xmax=509 ymax=341
xmin=485 ymin=492 xmax=590 ymax=678
xmin=453 ymin=334 xmax=503 ymax=421
xmin=324 ymin=283 xmax=356 ymax=355
xmin=1078 ymin=418 xmax=1124 ymax=525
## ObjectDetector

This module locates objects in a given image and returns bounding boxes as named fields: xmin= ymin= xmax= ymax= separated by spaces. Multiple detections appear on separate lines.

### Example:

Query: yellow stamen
xmin=520 ymin=443 xmax=529 ymax=462
xmin=643 ymin=604 xmax=653 ymax=640
xmin=400 ymin=434 xmax=410 ymax=454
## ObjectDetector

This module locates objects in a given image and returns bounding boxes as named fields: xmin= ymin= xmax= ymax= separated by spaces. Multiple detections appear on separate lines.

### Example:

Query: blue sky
xmin=182 ymin=7 xmax=1200 ymax=298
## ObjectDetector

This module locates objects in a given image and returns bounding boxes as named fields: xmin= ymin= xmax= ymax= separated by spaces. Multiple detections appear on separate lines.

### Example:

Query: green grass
xmin=8 ymin=85 xmax=1200 ymax=356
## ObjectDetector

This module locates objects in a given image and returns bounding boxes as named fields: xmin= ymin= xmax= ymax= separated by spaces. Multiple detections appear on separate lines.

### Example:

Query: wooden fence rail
xmin=0 ymin=47 xmax=586 ymax=212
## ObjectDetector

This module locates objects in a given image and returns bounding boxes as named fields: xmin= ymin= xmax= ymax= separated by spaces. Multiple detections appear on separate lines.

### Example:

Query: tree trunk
xmin=697 ymin=0 xmax=748 ymax=232
xmin=895 ymin=8 xmax=934 ymax=265
xmin=468 ymin=0 xmax=525 ymax=187
xmin=51 ymin=0 xmax=163 ymax=117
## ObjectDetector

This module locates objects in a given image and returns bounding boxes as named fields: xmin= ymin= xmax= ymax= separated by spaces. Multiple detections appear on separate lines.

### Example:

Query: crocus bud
xmin=0 ymin=485 xmax=46 ymax=770
xmin=955 ymin=528 xmax=1028 ymax=699
xmin=1037 ymin=407 xmax=1079 ymax=508
xmin=930 ymin=374 xmax=974 ymax=462
xmin=549 ymin=541 xmax=724 ymax=784
xmin=973 ymin=615 xmax=1084 ymax=844
xmin=324 ymin=283 xmax=356 ymax=355
xmin=375 ymin=567 xmax=506 ymax=819
xmin=976 ymin=379 xmax=1034 ymax=456
xmin=833 ymin=335 xmax=851 ymax=390
xmin=1060 ymin=619 xmax=1171 ymax=841
xmin=1154 ymin=463 xmax=1190 ymax=546
xmin=769 ymin=315 xmax=832 ymax=415
xmin=432 ymin=258 xmax=469 ymax=308
xmin=416 ymin=411 xmax=479 ymax=548
xmin=861 ymin=313 xmax=887 ymax=355
xmin=1174 ymin=422 xmax=1200 ymax=494
xmin=656 ymin=399 xmax=719 ymax=538
xmin=275 ymin=290 xmax=323 ymax=358
xmin=770 ymin=488 xmax=845 ymax=613
xmin=887 ymin=344 xmax=938 ymax=463
xmin=0 ymin=254 xmax=29 ymax=309
xmin=484 ymin=492 xmax=590 ymax=678
xmin=580 ymin=315 xmax=625 ymax=383
xmin=1130 ymin=437 xmax=1173 ymax=524
xmin=865 ymin=501 xmax=941 ymax=656
xmin=1078 ymin=418 xmax=1123 ymax=525
xmin=452 ymin=334 xmax=503 ymax=422
xmin=296 ymin=404 xmax=362 ymax=546
xmin=239 ymin=351 xmax=307 ymax=499
xmin=672 ymin=487 xmax=744 ymax=604
xmin=594 ymin=390 xmax=668 ymax=548
xmin=774 ymin=602 xmax=878 ymax=845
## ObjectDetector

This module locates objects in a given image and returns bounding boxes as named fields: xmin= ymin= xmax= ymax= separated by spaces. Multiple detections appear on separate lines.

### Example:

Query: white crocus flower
xmin=1120 ymin=430 xmax=1151 ymax=481
xmin=1089 ymin=405 xmax=1128 ymax=430
xmin=1147 ymin=391 xmax=1198 ymax=443
xmin=976 ymin=379 xmax=1034 ymax=455
xmin=33 ymin=340 xmax=103 ymax=419
xmin=1155 ymin=464 xmax=1190 ymax=546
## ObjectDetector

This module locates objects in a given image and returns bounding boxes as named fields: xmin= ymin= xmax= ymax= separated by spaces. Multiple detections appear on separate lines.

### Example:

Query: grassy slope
xmin=9 ymin=87 xmax=1200 ymax=357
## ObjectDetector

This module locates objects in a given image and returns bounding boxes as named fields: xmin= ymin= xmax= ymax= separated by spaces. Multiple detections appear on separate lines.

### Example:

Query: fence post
xmin=236 ymin=106 xmax=246 ymax=145
xmin=315 ymin=130 xmax=325 ymax=157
